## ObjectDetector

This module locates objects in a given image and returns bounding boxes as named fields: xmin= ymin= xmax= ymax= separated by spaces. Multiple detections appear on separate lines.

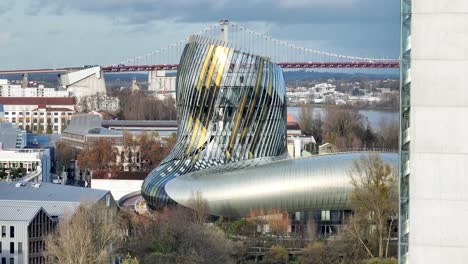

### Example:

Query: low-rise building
xmin=0 ymin=182 xmax=118 ymax=264
xmin=0 ymin=149 xmax=51 ymax=183
xmin=0 ymin=97 xmax=76 ymax=134
xmin=0 ymin=205 xmax=55 ymax=264
xmin=0 ymin=182 xmax=117 ymax=219
xmin=61 ymin=115 xmax=123 ymax=149
xmin=0 ymin=123 xmax=27 ymax=149
xmin=0 ymin=80 xmax=70 ymax=98
xmin=101 ymin=120 xmax=177 ymax=137
xmin=91 ymin=171 xmax=147 ymax=201
xmin=318 ymin=142 xmax=338 ymax=155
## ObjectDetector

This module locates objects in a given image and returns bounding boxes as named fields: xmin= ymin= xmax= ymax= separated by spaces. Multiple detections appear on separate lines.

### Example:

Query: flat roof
xmin=0 ymin=97 xmax=76 ymax=105
xmin=102 ymin=120 xmax=178 ymax=128
xmin=0 ymin=182 xmax=112 ymax=217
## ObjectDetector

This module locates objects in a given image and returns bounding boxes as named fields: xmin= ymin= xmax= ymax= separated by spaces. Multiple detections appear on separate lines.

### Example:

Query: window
xmin=10 ymin=242 xmax=14 ymax=254
xmin=17 ymin=242 xmax=22 ymax=254
xmin=0 ymin=241 xmax=2 ymax=253
xmin=1 ymin=226 xmax=5 ymax=237
xmin=9 ymin=258 xmax=13 ymax=264
xmin=26 ymin=112 xmax=30 ymax=115
xmin=1 ymin=257 xmax=5 ymax=264
xmin=106 ymin=194 xmax=111 ymax=207
xmin=11 ymin=112 xmax=15 ymax=115
xmin=4 ymin=112 xmax=8 ymax=115
xmin=9 ymin=226 xmax=14 ymax=238
xmin=321 ymin=210 xmax=330 ymax=221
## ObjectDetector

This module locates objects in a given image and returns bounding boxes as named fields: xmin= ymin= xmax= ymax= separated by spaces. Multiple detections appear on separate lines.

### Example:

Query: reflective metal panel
xmin=142 ymin=35 xmax=287 ymax=209
xmin=165 ymin=152 xmax=398 ymax=218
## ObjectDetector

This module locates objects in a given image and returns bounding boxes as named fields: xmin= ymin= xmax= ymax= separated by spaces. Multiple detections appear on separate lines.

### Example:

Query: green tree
xmin=122 ymin=254 xmax=139 ymax=264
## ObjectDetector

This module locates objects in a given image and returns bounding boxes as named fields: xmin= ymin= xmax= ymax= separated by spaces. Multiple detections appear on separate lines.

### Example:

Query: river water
xmin=287 ymin=107 xmax=398 ymax=128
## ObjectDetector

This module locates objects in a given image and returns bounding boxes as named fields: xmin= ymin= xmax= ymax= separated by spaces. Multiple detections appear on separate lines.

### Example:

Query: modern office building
xmin=141 ymin=36 xmax=398 ymax=222
xmin=399 ymin=1 xmax=468 ymax=263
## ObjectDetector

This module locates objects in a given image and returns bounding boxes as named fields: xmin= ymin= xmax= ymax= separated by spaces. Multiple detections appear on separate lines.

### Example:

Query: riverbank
xmin=287 ymin=103 xmax=398 ymax=112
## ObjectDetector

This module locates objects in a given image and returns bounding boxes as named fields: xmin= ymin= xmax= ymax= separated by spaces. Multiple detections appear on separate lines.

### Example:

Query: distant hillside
xmin=0 ymin=70 xmax=398 ymax=86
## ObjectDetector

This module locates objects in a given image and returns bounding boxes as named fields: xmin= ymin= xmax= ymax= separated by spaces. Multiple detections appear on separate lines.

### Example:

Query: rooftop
xmin=92 ymin=170 xmax=148 ymax=180
xmin=0 ymin=205 xmax=46 ymax=223
xmin=102 ymin=120 xmax=178 ymax=128
xmin=0 ymin=97 xmax=76 ymax=106
xmin=63 ymin=115 xmax=122 ymax=137
xmin=0 ymin=182 xmax=112 ymax=217
xmin=0 ymin=122 xmax=24 ymax=149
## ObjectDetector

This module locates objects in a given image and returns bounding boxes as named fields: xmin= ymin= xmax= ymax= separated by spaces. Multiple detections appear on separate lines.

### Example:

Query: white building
xmin=0 ymin=97 xmax=76 ymax=134
xmin=0 ymin=123 xmax=27 ymax=149
xmin=0 ymin=205 xmax=54 ymax=264
xmin=148 ymin=70 xmax=176 ymax=93
xmin=0 ymin=182 xmax=119 ymax=264
xmin=400 ymin=1 xmax=468 ymax=264
xmin=0 ymin=82 xmax=70 ymax=98
xmin=60 ymin=66 xmax=106 ymax=98
xmin=91 ymin=171 xmax=147 ymax=201
xmin=0 ymin=149 xmax=51 ymax=183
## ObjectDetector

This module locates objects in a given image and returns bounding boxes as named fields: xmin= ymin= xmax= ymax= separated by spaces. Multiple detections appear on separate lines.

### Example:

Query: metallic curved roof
xmin=165 ymin=152 xmax=398 ymax=218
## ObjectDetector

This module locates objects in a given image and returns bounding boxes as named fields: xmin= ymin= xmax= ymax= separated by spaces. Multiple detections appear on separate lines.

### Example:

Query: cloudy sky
xmin=0 ymin=0 xmax=399 ymax=69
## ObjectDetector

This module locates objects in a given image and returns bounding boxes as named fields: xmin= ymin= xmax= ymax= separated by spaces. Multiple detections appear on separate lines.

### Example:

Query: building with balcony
xmin=0 ymin=97 xmax=76 ymax=134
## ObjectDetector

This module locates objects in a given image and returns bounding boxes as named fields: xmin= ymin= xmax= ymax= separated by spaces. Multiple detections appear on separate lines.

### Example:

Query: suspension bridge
xmin=0 ymin=20 xmax=399 ymax=75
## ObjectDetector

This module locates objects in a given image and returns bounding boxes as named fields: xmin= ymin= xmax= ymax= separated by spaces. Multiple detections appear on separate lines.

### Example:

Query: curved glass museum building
xmin=142 ymin=35 xmax=397 ymax=216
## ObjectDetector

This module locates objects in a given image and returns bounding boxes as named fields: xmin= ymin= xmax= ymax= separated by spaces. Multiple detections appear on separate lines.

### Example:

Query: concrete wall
xmin=61 ymin=67 xmax=106 ymax=98
xmin=91 ymin=179 xmax=143 ymax=201
xmin=409 ymin=1 xmax=468 ymax=263
xmin=0 ymin=221 xmax=28 ymax=264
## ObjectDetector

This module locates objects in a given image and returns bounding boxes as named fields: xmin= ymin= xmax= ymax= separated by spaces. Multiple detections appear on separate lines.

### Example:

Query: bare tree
xmin=187 ymin=191 xmax=210 ymax=225
xmin=45 ymin=203 xmax=120 ymax=264
xmin=123 ymin=207 xmax=244 ymax=264
xmin=323 ymin=107 xmax=367 ymax=149
xmin=346 ymin=153 xmax=398 ymax=259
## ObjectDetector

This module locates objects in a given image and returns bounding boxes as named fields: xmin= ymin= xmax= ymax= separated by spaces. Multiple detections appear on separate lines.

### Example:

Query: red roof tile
xmin=0 ymin=97 xmax=76 ymax=106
